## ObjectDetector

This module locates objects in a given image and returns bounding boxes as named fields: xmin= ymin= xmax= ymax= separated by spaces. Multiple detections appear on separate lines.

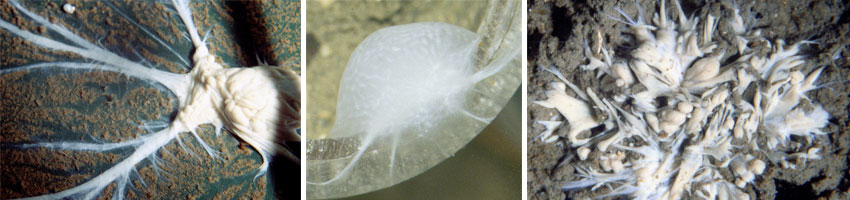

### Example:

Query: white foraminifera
xmin=749 ymin=159 xmax=766 ymax=175
xmin=62 ymin=3 xmax=75 ymax=14
xmin=577 ymin=146 xmax=591 ymax=161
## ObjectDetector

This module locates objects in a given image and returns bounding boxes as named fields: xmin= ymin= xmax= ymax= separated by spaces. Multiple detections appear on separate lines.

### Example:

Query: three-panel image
xmin=0 ymin=0 xmax=845 ymax=199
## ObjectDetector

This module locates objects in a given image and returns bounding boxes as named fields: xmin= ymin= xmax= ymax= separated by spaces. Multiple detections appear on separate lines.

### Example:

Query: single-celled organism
xmin=62 ymin=4 xmax=75 ymax=14
xmin=306 ymin=1 xmax=521 ymax=198
xmin=1 ymin=1 xmax=299 ymax=199
xmin=535 ymin=81 xmax=600 ymax=146
xmin=532 ymin=0 xmax=831 ymax=199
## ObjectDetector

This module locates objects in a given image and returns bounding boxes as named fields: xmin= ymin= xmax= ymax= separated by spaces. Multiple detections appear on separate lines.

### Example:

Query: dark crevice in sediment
xmin=550 ymin=5 xmax=574 ymax=44
xmin=775 ymin=179 xmax=817 ymax=199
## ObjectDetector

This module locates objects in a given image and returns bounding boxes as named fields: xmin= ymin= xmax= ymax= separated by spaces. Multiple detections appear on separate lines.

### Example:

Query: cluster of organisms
xmin=534 ymin=0 xmax=830 ymax=199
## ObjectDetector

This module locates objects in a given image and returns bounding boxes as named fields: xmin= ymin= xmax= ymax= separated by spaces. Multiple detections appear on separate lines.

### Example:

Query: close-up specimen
xmin=306 ymin=0 xmax=521 ymax=199
xmin=1 ymin=0 xmax=300 ymax=199
xmin=529 ymin=0 xmax=848 ymax=199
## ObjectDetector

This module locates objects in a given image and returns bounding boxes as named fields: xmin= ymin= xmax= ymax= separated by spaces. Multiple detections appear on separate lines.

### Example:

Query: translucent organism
xmin=533 ymin=0 xmax=831 ymax=199
xmin=306 ymin=1 xmax=521 ymax=198
xmin=0 ymin=1 xmax=299 ymax=199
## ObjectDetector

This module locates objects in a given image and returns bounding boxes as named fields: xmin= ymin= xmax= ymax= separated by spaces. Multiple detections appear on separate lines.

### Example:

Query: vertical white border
xmin=300 ymin=0 xmax=307 ymax=199
xmin=520 ymin=0 xmax=528 ymax=199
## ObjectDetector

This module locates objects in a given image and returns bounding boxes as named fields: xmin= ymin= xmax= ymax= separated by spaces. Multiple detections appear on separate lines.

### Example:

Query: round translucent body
xmin=306 ymin=4 xmax=521 ymax=197
xmin=332 ymin=22 xmax=480 ymax=138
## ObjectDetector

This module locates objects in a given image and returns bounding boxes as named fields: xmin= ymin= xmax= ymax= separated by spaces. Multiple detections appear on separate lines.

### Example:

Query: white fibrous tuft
xmin=533 ymin=0 xmax=832 ymax=199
